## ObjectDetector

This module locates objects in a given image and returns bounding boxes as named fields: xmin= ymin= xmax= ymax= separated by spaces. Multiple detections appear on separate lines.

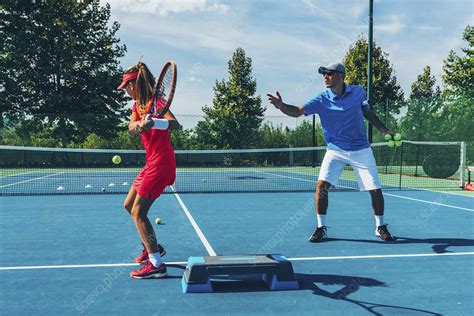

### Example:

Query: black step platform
xmin=182 ymin=254 xmax=299 ymax=293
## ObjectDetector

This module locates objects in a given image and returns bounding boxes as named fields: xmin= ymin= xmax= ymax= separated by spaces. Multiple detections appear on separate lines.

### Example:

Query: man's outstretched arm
xmin=267 ymin=91 xmax=305 ymax=117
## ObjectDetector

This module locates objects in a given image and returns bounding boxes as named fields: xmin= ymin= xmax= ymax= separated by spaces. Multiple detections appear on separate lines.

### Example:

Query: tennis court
xmin=1 ymin=144 xmax=473 ymax=315
xmin=2 ymin=0 xmax=473 ymax=314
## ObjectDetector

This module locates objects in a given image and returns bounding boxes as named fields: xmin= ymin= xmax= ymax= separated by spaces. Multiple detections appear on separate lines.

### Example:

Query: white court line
xmin=0 ymin=172 xmax=65 ymax=188
xmin=2 ymin=252 xmax=472 ymax=271
xmin=0 ymin=261 xmax=187 ymax=271
xmin=0 ymin=170 xmax=38 ymax=179
xmin=383 ymin=193 xmax=473 ymax=212
xmin=289 ymin=252 xmax=474 ymax=261
xmin=261 ymin=171 xmax=474 ymax=212
xmin=429 ymin=190 xmax=474 ymax=198
xmin=171 ymin=186 xmax=217 ymax=256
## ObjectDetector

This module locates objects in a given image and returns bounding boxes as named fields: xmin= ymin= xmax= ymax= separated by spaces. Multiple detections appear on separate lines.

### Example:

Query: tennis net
xmin=0 ymin=141 xmax=466 ymax=196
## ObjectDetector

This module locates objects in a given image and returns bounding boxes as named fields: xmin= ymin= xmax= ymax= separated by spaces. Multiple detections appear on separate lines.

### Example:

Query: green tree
xmin=0 ymin=0 xmax=127 ymax=147
xmin=286 ymin=120 xmax=325 ymax=148
xmin=442 ymin=25 xmax=473 ymax=97
xmin=440 ymin=25 xmax=474 ymax=141
xmin=81 ymin=133 xmax=111 ymax=149
xmin=343 ymin=37 xmax=404 ymax=140
xmin=0 ymin=119 xmax=61 ymax=147
xmin=400 ymin=66 xmax=442 ymax=140
xmin=256 ymin=121 xmax=326 ymax=149
xmin=259 ymin=123 xmax=288 ymax=148
xmin=169 ymin=127 xmax=196 ymax=150
xmin=195 ymin=48 xmax=265 ymax=149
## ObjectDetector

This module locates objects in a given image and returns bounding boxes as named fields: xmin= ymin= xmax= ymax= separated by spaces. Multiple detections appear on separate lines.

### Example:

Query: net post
xmin=367 ymin=0 xmax=374 ymax=143
xmin=312 ymin=115 xmax=316 ymax=168
xmin=398 ymin=143 xmax=403 ymax=190
xmin=460 ymin=141 xmax=466 ymax=188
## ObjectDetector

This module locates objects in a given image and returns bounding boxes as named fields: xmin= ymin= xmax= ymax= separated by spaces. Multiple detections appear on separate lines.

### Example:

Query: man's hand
xmin=267 ymin=91 xmax=283 ymax=109
xmin=382 ymin=129 xmax=395 ymax=136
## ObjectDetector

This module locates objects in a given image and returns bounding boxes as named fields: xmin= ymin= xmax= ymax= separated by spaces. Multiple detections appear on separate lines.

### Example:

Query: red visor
xmin=117 ymin=72 xmax=139 ymax=90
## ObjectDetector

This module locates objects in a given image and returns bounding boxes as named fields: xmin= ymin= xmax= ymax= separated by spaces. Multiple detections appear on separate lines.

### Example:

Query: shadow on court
xmin=297 ymin=273 xmax=442 ymax=315
xmin=203 ymin=273 xmax=384 ymax=294
xmin=321 ymin=237 xmax=474 ymax=253
xmin=200 ymin=273 xmax=441 ymax=315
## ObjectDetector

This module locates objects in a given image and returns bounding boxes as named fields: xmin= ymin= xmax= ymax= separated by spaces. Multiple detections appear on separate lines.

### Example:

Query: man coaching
xmin=268 ymin=63 xmax=395 ymax=242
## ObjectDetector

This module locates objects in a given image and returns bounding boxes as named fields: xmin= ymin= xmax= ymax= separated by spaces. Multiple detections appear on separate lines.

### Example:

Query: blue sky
xmin=101 ymin=0 xmax=472 ymax=124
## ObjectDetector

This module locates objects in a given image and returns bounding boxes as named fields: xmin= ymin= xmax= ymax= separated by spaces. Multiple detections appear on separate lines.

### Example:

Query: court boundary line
xmin=289 ymin=252 xmax=474 ymax=261
xmin=382 ymin=192 xmax=473 ymax=212
xmin=262 ymin=171 xmax=473 ymax=211
xmin=0 ymin=172 xmax=65 ymax=188
xmin=171 ymin=186 xmax=217 ymax=256
xmin=427 ymin=190 xmax=474 ymax=198
xmin=0 ymin=261 xmax=186 ymax=270
xmin=0 ymin=170 xmax=39 ymax=179
xmin=1 ymin=252 xmax=472 ymax=271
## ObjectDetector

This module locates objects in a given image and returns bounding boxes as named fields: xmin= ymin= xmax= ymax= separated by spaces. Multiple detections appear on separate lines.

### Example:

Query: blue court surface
xmin=1 ymin=189 xmax=473 ymax=315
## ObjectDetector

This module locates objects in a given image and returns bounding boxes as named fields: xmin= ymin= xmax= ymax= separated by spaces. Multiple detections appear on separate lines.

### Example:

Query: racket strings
xmin=158 ymin=67 xmax=174 ymax=102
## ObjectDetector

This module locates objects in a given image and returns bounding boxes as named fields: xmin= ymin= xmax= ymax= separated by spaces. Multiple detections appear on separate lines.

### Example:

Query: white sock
xmin=148 ymin=252 xmax=163 ymax=267
xmin=375 ymin=215 xmax=384 ymax=227
xmin=317 ymin=214 xmax=326 ymax=228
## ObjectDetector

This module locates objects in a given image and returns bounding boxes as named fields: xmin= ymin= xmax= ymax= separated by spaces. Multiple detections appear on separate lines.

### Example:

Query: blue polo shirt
xmin=304 ymin=84 xmax=370 ymax=151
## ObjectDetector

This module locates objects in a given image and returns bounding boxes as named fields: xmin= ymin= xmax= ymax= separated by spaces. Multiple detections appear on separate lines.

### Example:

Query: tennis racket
xmin=149 ymin=60 xmax=177 ymax=117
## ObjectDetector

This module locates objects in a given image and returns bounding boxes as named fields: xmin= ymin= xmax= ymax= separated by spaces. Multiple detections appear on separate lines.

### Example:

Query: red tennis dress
xmin=132 ymin=104 xmax=176 ymax=199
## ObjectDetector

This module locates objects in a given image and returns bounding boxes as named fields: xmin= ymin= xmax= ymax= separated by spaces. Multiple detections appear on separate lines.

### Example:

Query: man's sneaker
xmin=375 ymin=224 xmax=395 ymax=241
xmin=130 ymin=261 xmax=167 ymax=279
xmin=309 ymin=226 xmax=327 ymax=243
xmin=135 ymin=244 xmax=167 ymax=264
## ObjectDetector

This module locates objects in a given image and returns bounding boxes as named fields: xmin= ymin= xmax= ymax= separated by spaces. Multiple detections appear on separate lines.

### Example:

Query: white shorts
xmin=318 ymin=147 xmax=381 ymax=191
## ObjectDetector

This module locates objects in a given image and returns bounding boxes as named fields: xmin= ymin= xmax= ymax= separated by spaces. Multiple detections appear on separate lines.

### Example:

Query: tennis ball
xmin=101 ymin=187 xmax=106 ymax=192
xmin=384 ymin=133 xmax=393 ymax=141
xmin=202 ymin=179 xmax=207 ymax=183
xmin=387 ymin=140 xmax=395 ymax=148
xmin=393 ymin=133 xmax=402 ymax=141
xmin=155 ymin=217 xmax=162 ymax=225
xmin=395 ymin=140 xmax=402 ymax=147
xmin=112 ymin=155 xmax=121 ymax=165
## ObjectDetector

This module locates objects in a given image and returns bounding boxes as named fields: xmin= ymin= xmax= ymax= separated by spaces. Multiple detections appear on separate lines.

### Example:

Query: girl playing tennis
xmin=117 ymin=61 xmax=180 ymax=279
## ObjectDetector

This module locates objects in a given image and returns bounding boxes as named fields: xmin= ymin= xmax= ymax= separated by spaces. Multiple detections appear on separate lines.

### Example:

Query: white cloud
xmin=376 ymin=14 xmax=406 ymax=33
xmin=417 ymin=25 xmax=443 ymax=32
xmin=302 ymin=0 xmax=367 ymax=21
xmin=302 ymin=0 xmax=336 ymax=19
xmin=106 ymin=0 xmax=228 ymax=16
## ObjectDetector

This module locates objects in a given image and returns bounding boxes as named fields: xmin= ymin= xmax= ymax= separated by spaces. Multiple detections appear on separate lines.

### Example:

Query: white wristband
xmin=151 ymin=118 xmax=169 ymax=130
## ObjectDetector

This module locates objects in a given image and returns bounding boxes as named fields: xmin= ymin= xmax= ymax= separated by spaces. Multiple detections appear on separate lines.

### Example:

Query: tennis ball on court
xmin=387 ymin=140 xmax=395 ymax=148
xmin=384 ymin=133 xmax=393 ymax=141
xmin=112 ymin=155 xmax=121 ymax=165
xmin=393 ymin=133 xmax=402 ymax=141
xmin=155 ymin=217 xmax=162 ymax=225
xmin=395 ymin=140 xmax=402 ymax=147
